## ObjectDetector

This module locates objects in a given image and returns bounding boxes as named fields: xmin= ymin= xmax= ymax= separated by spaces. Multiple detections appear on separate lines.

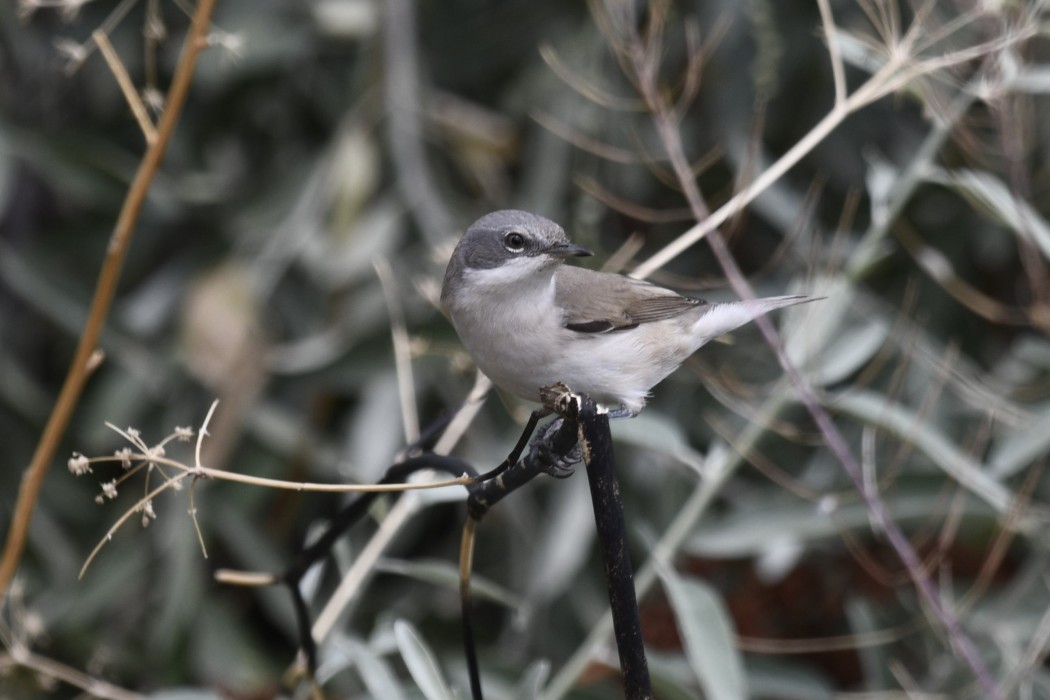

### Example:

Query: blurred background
xmin=2 ymin=0 xmax=1050 ymax=698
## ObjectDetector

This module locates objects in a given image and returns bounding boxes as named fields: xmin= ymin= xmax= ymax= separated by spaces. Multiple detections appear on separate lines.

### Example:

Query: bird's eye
xmin=503 ymin=231 xmax=526 ymax=252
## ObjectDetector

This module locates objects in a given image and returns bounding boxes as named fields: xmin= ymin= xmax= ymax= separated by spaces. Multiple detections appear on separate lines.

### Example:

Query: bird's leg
xmin=472 ymin=409 xmax=548 ymax=482
xmin=603 ymin=406 xmax=637 ymax=420
xmin=600 ymin=405 xmax=638 ymax=421
xmin=529 ymin=416 xmax=583 ymax=477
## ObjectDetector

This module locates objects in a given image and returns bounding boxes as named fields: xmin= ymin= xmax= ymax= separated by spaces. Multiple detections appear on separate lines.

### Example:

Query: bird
xmin=441 ymin=210 xmax=812 ymax=416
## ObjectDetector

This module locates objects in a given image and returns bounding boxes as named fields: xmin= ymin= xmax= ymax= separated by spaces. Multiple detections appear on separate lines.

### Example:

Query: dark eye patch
xmin=461 ymin=227 xmax=529 ymax=269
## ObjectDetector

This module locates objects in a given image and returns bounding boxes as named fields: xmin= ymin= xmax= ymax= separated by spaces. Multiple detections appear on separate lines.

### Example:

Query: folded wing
xmin=555 ymin=266 xmax=704 ymax=334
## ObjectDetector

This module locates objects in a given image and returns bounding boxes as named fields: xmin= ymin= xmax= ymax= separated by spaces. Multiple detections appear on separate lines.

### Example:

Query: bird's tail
xmin=691 ymin=295 xmax=815 ymax=349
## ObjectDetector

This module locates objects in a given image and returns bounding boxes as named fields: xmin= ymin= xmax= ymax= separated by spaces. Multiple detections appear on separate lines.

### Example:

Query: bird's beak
xmin=546 ymin=241 xmax=593 ymax=258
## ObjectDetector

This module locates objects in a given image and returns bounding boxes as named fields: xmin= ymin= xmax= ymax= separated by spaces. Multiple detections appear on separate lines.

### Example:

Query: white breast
xmin=446 ymin=264 xmax=568 ymax=402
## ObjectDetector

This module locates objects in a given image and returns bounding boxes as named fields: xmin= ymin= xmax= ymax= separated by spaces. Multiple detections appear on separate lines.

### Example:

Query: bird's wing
xmin=555 ymin=266 xmax=704 ymax=334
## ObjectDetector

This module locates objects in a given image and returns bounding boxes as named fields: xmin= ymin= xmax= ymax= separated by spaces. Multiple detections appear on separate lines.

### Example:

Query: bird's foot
xmin=528 ymin=417 xmax=582 ymax=477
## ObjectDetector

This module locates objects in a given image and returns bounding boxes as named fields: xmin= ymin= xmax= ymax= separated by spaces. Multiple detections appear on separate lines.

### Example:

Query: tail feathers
xmin=692 ymin=295 xmax=816 ymax=347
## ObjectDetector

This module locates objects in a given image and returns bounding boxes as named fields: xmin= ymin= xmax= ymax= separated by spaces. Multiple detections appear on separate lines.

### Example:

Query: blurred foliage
xmin=2 ymin=0 xmax=1050 ymax=698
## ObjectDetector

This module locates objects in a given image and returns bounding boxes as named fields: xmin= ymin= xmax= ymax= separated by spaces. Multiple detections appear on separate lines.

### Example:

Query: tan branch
xmin=0 ymin=0 xmax=220 ymax=599
xmin=93 ymin=30 xmax=157 ymax=144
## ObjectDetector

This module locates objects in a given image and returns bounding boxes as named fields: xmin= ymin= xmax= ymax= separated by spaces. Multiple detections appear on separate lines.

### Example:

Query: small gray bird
xmin=441 ymin=210 xmax=811 ymax=416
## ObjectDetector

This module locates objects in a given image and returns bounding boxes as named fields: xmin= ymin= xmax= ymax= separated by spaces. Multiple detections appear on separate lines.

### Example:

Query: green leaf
xmin=393 ymin=619 xmax=455 ymax=700
xmin=928 ymin=167 xmax=1050 ymax=260
xmin=744 ymin=657 xmax=834 ymax=700
xmin=514 ymin=660 xmax=551 ymax=700
xmin=783 ymin=276 xmax=863 ymax=384
xmin=686 ymin=486 xmax=992 ymax=558
xmin=988 ymin=402 xmax=1050 ymax=479
xmin=320 ymin=635 xmax=405 ymax=700
xmin=658 ymin=567 xmax=746 ymax=700
xmin=812 ymin=319 xmax=888 ymax=387
xmin=376 ymin=557 xmax=525 ymax=611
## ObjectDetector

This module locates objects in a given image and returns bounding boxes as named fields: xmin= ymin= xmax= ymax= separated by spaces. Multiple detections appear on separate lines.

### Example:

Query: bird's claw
xmin=528 ymin=417 xmax=582 ymax=477
xmin=544 ymin=461 xmax=576 ymax=479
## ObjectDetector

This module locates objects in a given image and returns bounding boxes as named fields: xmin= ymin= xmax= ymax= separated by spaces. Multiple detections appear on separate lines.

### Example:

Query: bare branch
xmin=531 ymin=110 xmax=644 ymax=164
xmin=375 ymin=257 xmax=421 ymax=443
xmin=0 ymin=0 xmax=220 ymax=600
xmin=538 ymin=45 xmax=647 ymax=111
xmin=93 ymin=30 xmax=157 ymax=144
xmin=575 ymin=175 xmax=694 ymax=223
xmin=816 ymin=0 xmax=847 ymax=106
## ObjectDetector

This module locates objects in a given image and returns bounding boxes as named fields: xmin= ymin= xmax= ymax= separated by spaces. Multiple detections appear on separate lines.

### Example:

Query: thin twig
xmin=434 ymin=371 xmax=491 ymax=455
xmin=76 ymin=449 xmax=475 ymax=579
xmin=79 ymin=472 xmax=191 ymax=578
xmin=86 ymin=451 xmax=475 ymax=494
xmin=59 ymin=0 xmax=140 ymax=75
xmin=737 ymin=620 xmax=920 ymax=654
xmin=630 ymin=24 xmax=1033 ymax=280
xmin=188 ymin=475 xmax=207 ymax=558
xmin=375 ymin=257 xmax=421 ymax=443
xmin=244 ymin=465 xmax=447 ymax=490
xmin=816 ymin=0 xmax=846 ymax=106
xmin=2 ymin=647 xmax=144 ymax=700
xmin=93 ymin=30 xmax=157 ymax=144
xmin=0 ymin=0 xmax=219 ymax=600
xmin=212 ymin=569 xmax=277 ymax=586
xmin=195 ymin=399 xmax=218 ymax=469
xmin=575 ymin=175 xmax=694 ymax=222
xmin=531 ymin=110 xmax=644 ymax=164
xmin=538 ymin=44 xmax=648 ymax=111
